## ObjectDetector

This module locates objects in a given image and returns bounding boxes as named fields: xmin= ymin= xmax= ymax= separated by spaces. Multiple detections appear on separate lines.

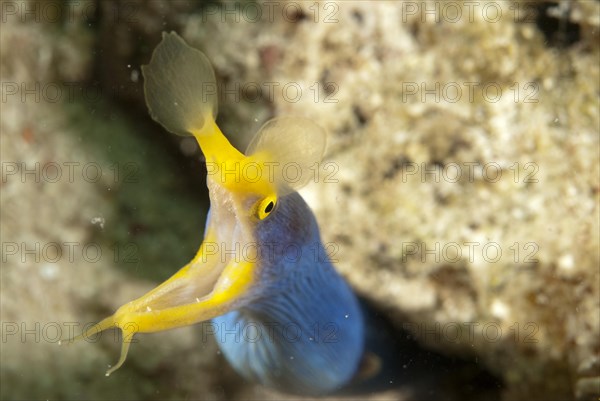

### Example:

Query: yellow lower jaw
xmin=61 ymin=244 xmax=256 ymax=376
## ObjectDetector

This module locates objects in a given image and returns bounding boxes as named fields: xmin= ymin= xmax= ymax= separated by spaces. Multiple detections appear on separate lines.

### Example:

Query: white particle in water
xmin=90 ymin=216 xmax=105 ymax=229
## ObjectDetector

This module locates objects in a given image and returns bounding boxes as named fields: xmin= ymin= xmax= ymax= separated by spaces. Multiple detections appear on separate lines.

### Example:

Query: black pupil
xmin=264 ymin=201 xmax=274 ymax=213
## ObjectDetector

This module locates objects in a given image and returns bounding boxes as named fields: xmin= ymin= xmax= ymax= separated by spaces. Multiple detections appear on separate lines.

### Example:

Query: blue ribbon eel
xmin=62 ymin=32 xmax=377 ymax=396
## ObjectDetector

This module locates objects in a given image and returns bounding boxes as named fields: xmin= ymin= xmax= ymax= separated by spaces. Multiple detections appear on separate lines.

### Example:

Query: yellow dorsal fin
xmin=246 ymin=116 xmax=327 ymax=194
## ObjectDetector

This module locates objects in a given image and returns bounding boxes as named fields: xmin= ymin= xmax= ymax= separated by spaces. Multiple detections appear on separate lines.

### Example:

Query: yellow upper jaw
xmin=194 ymin=119 xmax=277 ymax=197
xmin=192 ymin=118 xmax=243 ymax=164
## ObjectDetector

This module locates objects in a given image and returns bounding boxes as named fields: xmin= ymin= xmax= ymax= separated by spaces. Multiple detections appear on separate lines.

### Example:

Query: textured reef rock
xmin=2 ymin=1 xmax=598 ymax=400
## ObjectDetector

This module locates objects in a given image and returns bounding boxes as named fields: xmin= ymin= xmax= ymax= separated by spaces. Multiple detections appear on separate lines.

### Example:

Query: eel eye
xmin=257 ymin=196 xmax=277 ymax=220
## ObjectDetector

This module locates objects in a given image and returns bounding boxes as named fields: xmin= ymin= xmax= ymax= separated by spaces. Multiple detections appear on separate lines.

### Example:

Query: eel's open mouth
xmin=62 ymin=192 xmax=259 ymax=376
